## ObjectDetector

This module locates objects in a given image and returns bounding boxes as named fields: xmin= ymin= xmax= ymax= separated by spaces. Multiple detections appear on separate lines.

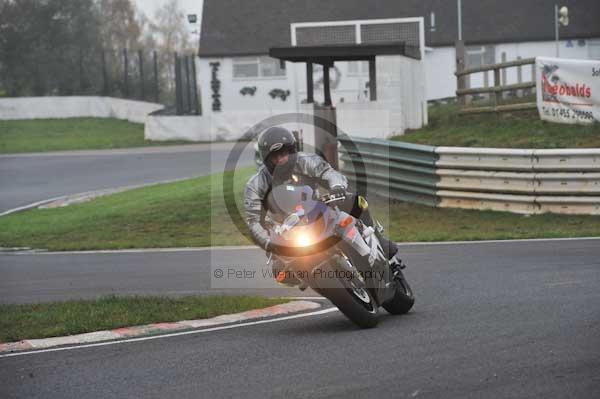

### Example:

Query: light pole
xmin=457 ymin=0 xmax=462 ymax=41
xmin=554 ymin=5 xmax=569 ymax=57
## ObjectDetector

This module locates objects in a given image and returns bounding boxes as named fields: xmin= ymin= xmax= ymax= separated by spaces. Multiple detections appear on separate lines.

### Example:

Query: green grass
xmin=393 ymin=102 xmax=600 ymax=148
xmin=0 ymin=295 xmax=289 ymax=342
xmin=0 ymin=167 xmax=256 ymax=251
xmin=0 ymin=118 xmax=195 ymax=153
xmin=372 ymin=200 xmax=600 ymax=242
xmin=0 ymin=167 xmax=598 ymax=251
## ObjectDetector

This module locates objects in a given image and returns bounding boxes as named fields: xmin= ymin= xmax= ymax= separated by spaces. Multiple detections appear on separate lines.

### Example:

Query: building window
xmin=233 ymin=57 xmax=285 ymax=78
xmin=589 ymin=40 xmax=600 ymax=60
xmin=347 ymin=61 xmax=368 ymax=76
xmin=466 ymin=45 xmax=495 ymax=68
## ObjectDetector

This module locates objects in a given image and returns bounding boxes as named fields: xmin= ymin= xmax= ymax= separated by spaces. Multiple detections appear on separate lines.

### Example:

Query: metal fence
xmin=339 ymin=136 xmax=600 ymax=215
xmin=5 ymin=48 xmax=200 ymax=115
xmin=173 ymin=53 xmax=201 ymax=115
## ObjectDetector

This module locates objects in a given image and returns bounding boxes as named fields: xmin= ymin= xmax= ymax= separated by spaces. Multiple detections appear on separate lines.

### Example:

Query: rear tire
xmin=382 ymin=270 xmax=415 ymax=315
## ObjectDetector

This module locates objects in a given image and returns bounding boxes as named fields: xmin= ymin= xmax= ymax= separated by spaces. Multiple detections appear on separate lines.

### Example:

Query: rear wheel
xmin=382 ymin=270 xmax=415 ymax=315
xmin=319 ymin=255 xmax=378 ymax=329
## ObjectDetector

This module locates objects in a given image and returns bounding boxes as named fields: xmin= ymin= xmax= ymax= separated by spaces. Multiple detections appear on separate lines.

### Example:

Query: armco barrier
xmin=338 ymin=136 xmax=600 ymax=215
xmin=338 ymin=136 xmax=440 ymax=206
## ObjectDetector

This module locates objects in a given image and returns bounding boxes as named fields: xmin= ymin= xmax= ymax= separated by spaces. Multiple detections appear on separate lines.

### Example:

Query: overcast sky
xmin=134 ymin=0 xmax=203 ymax=22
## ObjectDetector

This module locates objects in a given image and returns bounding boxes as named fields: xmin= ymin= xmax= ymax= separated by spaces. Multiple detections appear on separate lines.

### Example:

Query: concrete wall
xmin=0 ymin=97 xmax=163 ymax=124
xmin=198 ymin=58 xmax=297 ymax=115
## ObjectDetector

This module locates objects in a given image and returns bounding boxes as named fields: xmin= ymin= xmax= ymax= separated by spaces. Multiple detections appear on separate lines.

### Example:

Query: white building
xmin=190 ymin=0 xmax=600 ymax=140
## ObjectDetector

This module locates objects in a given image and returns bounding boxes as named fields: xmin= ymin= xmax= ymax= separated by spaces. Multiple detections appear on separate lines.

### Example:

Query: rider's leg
xmin=340 ymin=193 xmax=399 ymax=260
xmin=269 ymin=253 xmax=300 ymax=286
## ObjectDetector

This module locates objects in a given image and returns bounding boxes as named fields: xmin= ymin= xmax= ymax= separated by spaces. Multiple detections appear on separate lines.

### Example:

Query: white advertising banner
xmin=536 ymin=56 xmax=600 ymax=124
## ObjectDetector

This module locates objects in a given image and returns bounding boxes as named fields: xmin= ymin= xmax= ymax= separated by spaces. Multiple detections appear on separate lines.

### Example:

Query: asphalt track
xmin=1 ymin=239 xmax=599 ymax=398
xmin=0 ymin=143 xmax=254 ymax=213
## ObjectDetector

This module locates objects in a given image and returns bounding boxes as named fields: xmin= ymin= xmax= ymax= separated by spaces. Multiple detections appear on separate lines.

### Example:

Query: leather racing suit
xmin=244 ymin=152 xmax=398 ymax=259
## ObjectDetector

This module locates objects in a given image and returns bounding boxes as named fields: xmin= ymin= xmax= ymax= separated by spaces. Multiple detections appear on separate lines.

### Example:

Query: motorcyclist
xmin=244 ymin=126 xmax=403 ymax=285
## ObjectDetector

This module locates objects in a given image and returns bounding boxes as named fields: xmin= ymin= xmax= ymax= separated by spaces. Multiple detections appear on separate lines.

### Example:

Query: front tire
xmin=383 ymin=270 xmax=415 ymax=315
xmin=318 ymin=257 xmax=379 ymax=329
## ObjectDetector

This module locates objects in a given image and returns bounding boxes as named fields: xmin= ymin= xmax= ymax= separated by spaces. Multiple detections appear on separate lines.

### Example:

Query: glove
xmin=330 ymin=185 xmax=346 ymax=197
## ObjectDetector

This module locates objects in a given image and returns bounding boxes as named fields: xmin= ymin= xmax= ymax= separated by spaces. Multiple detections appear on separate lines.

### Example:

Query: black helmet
xmin=258 ymin=127 xmax=297 ymax=178
xmin=258 ymin=127 xmax=296 ymax=162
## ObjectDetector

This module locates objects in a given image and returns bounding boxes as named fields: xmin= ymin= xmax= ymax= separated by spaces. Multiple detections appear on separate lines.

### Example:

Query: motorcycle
xmin=266 ymin=183 xmax=414 ymax=328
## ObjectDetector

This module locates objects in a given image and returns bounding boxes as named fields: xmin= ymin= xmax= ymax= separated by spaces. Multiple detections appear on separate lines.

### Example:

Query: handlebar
xmin=319 ymin=193 xmax=346 ymax=204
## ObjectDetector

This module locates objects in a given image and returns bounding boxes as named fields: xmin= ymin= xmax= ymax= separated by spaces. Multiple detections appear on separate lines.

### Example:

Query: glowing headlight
xmin=294 ymin=232 xmax=313 ymax=247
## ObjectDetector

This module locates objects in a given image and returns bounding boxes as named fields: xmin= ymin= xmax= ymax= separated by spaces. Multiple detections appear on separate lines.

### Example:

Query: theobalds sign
xmin=536 ymin=56 xmax=599 ymax=124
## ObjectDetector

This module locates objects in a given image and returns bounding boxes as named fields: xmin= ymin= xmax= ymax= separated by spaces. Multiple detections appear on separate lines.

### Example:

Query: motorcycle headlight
xmin=283 ymin=216 xmax=325 ymax=248
xmin=294 ymin=232 xmax=313 ymax=247
xmin=287 ymin=225 xmax=316 ymax=247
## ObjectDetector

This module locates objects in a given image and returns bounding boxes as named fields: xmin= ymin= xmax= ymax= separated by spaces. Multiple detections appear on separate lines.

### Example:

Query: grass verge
xmin=0 ymin=118 xmax=194 ymax=154
xmin=393 ymin=102 xmax=600 ymax=148
xmin=0 ymin=167 xmax=256 ymax=250
xmin=374 ymin=201 xmax=600 ymax=242
xmin=0 ymin=295 xmax=289 ymax=342
xmin=0 ymin=167 xmax=599 ymax=251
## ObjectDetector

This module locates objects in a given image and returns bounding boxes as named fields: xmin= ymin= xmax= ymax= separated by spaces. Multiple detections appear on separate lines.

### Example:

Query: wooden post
xmin=501 ymin=52 xmax=507 ymax=86
xmin=483 ymin=70 xmax=489 ymax=91
xmin=306 ymin=62 xmax=314 ymax=103
xmin=516 ymin=56 xmax=523 ymax=98
xmin=455 ymin=40 xmax=467 ymax=107
xmin=368 ymin=58 xmax=377 ymax=101
xmin=493 ymin=67 xmax=501 ymax=108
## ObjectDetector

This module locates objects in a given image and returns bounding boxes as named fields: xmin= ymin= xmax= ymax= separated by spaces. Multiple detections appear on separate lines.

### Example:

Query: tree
xmin=97 ymin=0 xmax=141 ymax=51
xmin=151 ymin=0 xmax=193 ymax=54
xmin=148 ymin=0 xmax=194 ymax=97
xmin=0 ymin=0 xmax=103 ymax=96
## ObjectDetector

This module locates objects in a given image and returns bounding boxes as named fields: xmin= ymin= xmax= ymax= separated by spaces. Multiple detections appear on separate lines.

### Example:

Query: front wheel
xmin=318 ymin=256 xmax=379 ymax=329
xmin=382 ymin=270 xmax=415 ymax=315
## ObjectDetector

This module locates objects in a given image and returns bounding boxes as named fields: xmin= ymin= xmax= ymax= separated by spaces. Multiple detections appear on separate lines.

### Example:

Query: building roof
xmin=198 ymin=0 xmax=600 ymax=57
xmin=270 ymin=43 xmax=420 ymax=64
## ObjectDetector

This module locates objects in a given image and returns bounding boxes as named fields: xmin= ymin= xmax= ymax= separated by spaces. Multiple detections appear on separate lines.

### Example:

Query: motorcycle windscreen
xmin=265 ymin=184 xmax=321 ymax=223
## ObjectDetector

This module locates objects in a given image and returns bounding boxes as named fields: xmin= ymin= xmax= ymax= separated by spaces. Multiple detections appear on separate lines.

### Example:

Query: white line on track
xmin=0 ymin=143 xmax=225 ymax=159
xmin=0 ymin=175 xmax=201 ymax=217
xmin=5 ymin=236 xmax=599 ymax=255
xmin=0 ymin=196 xmax=66 ymax=217
xmin=396 ymin=236 xmax=600 ymax=246
xmin=0 ymin=307 xmax=338 ymax=359
xmin=286 ymin=297 xmax=328 ymax=300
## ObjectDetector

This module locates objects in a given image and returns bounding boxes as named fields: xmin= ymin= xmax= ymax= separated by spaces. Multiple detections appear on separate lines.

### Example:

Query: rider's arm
xmin=244 ymin=174 xmax=271 ymax=251
xmin=302 ymin=154 xmax=348 ymax=191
